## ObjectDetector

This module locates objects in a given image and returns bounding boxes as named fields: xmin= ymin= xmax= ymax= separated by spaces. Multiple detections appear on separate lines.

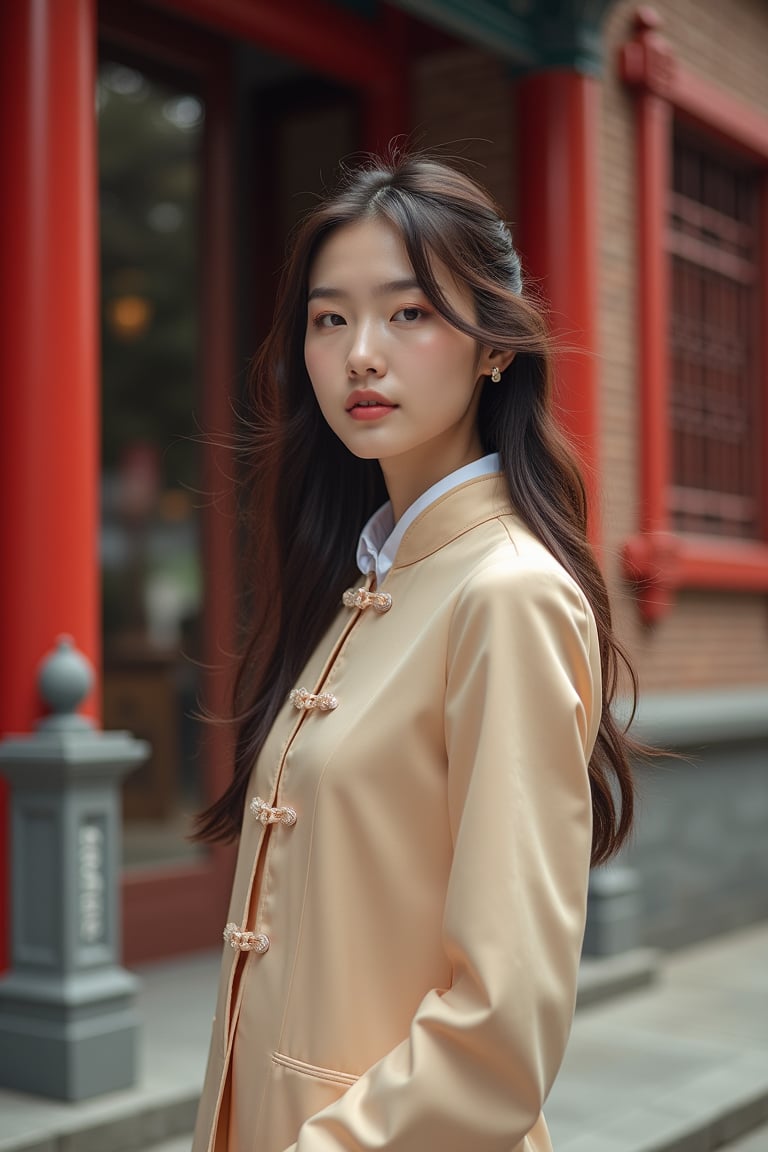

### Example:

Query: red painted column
xmin=762 ymin=178 xmax=768 ymax=542
xmin=620 ymin=85 xmax=676 ymax=619
xmin=0 ymin=0 xmax=100 ymax=969
xmin=517 ymin=70 xmax=601 ymax=543
xmin=617 ymin=9 xmax=677 ymax=620
xmin=635 ymin=89 xmax=671 ymax=539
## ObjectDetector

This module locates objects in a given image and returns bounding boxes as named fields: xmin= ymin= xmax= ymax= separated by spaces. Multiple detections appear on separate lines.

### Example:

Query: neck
xmin=380 ymin=437 xmax=485 ymax=522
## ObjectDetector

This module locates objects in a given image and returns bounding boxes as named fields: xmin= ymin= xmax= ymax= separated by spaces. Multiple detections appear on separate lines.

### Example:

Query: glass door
xmin=98 ymin=1 xmax=236 ymax=963
xmin=99 ymin=58 xmax=206 ymax=870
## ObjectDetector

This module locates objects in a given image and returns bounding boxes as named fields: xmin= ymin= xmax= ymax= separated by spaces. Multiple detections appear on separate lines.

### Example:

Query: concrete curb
xmin=577 ymin=947 xmax=661 ymax=1009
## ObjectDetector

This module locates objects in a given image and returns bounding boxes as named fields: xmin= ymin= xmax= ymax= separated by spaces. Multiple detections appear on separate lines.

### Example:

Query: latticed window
xmin=667 ymin=128 xmax=760 ymax=538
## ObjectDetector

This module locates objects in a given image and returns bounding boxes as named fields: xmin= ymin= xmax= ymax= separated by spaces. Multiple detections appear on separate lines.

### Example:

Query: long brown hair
xmin=196 ymin=152 xmax=637 ymax=866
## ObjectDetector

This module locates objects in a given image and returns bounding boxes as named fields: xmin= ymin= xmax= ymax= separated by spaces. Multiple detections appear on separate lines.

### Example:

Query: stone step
xmin=721 ymin=1120 xmax=768 ymax=1151
xmin=576 ymin=946 xmax=659 ymax=1008
xmin=143 ymin=1138 xmax=192 ymax=1152
xmin=0 ymin=1091 xmax=198 ymax=1152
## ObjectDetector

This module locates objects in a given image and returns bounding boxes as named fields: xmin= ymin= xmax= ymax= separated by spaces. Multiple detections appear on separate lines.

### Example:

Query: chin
xmin=345 ymin=445 xmax=383 ymax=461
xmin=331 ymin=433 xmax=388 ymax=461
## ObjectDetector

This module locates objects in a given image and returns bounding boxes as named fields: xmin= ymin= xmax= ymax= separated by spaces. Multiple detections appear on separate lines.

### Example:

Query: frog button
xmin=223 ymin=923 xmax=270 ymax=954
xmin=289 ymin=687 xmax=338 ymax=712
xmin=343 ymin=587 xmax=392 ymax=613
xmin=250 ymin=796 xmax=297 ymax=826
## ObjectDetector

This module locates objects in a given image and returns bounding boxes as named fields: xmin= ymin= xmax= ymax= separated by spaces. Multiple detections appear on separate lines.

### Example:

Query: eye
xmin=392 ymin=306 xmax=426 ymax=322
xmin=313 ymin=312 xmax=346 ymax=328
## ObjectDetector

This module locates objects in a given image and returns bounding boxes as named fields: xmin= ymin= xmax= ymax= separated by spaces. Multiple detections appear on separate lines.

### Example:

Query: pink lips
xmin=346 ymin=390 xmax=397 ymax=422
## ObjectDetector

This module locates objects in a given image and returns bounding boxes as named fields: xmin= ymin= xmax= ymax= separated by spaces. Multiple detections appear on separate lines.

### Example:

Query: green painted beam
xmin=388 ymin=0 xmax=617 ymax=75
xmin=334 ymin=0 xmax=378 ymax=17
xmin=393 ymin=0 xmax=537 ymax=64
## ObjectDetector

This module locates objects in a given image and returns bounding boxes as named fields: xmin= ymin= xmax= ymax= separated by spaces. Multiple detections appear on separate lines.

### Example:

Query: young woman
xmin=192 ymin=153 xmax=636 ymax=1152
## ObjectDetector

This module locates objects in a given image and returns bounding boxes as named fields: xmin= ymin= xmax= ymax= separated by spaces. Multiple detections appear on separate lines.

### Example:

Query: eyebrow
xmin=307 ymin=278 xmax=423 ymax=303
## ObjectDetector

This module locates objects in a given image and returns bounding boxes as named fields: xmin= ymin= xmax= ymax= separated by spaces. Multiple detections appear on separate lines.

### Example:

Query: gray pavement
xmin=0 ymin=923 xmax=766 ymax=1152
xmin=546 ymin=923 xmax=768 ymax=1152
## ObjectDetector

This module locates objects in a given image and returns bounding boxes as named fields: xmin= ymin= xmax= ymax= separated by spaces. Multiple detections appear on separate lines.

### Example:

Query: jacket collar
xmin=390 ymin=472 xmax=513 ymax=571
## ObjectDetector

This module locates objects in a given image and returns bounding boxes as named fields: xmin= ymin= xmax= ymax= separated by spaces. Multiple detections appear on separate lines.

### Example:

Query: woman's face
xmin=304 ymin=217 xmax=498 ymax=508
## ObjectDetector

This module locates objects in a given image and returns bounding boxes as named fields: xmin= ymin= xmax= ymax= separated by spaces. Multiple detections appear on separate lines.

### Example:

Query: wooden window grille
xmin=667 ymin=128 xmax=760 ymax=538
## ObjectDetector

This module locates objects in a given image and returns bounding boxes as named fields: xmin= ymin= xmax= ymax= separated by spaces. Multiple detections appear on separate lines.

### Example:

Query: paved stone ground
xmin=545 ymin=923 xmax=768 ymax=1152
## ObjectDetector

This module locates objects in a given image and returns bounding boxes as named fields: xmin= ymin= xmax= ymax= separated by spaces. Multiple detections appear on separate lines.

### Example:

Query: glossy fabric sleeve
xmin=283 ymin=559 xmax=600 ymax=1152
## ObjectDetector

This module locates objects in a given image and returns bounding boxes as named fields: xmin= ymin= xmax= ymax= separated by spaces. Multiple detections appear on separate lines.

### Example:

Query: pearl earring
xmin=490 ymin=366 xmax=502 ymax=383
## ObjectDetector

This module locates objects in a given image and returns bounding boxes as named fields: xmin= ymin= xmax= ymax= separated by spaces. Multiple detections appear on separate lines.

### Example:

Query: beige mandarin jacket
xmin=193 ymin=473 xmax=602 ymax=1152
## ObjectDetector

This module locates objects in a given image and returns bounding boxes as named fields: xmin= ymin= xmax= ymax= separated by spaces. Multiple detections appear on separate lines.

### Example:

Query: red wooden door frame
xmin=99 ymin=0 xmax=407 ymax=963
xmin=154 ymin=0 xmax=407 ymax=147
xmin=0 ymin=0 xmax=404 ymax=967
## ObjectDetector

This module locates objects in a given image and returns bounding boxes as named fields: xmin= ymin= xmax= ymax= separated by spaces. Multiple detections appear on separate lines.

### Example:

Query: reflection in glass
xmin=98 ymin=60 xmax=205 ymax=869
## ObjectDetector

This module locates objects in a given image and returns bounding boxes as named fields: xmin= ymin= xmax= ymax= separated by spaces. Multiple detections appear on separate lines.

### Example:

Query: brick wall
xmin=599 ymin=0 xmax=768 ymax=691
xmin=403 ymin=0 xmax=768 ymax=952
xmin=410 ymin=47 xmax=517 ymax=224
xmin=409 ymin=8 xmax=768 ymax=693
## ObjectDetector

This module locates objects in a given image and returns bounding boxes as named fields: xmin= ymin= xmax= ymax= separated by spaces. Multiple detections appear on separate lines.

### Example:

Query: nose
xmin=345 ymin=320 xmax=386 ymax=378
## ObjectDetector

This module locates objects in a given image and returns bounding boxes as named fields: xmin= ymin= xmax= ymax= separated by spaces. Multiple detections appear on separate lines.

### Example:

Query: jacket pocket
xmin=256 ymin=1052 xmax=359 ymax=1150
xmin=271 ymin=1051 xmax=359 ymax=1088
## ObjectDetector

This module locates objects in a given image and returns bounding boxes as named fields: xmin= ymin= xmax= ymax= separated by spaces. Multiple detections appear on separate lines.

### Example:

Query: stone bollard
xmin=0 ymin=635 xmax=150 ymax=1100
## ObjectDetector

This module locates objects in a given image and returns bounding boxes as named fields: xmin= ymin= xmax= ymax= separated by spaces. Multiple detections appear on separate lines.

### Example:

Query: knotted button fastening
xmin=223 ymin=923 xmax=270 ymax=953
xmin=289 ymin=687 xmax=338 ymax=712
xmin=343 ymin=587 xmax=392 ymax=613
xmin=250 ymin=796 xmax=297 ymax=826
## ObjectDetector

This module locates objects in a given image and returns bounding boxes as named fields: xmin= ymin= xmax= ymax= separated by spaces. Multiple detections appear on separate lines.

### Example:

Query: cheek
xmin=416 ymin=327 xmax=478 ymax=368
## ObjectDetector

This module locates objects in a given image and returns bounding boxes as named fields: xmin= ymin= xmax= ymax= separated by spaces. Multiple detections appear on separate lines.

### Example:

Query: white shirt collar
xmin=356 ymin=453 xmax=502 ymax=585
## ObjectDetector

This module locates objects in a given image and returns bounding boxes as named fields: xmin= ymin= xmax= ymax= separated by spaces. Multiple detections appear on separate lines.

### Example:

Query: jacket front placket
xmin=221 ymin=571 xmax=381 ymax=1049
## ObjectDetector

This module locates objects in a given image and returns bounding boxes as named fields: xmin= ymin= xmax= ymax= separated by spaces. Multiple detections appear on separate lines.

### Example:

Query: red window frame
xmin=619 ymin=9 xmax=768 ymax=621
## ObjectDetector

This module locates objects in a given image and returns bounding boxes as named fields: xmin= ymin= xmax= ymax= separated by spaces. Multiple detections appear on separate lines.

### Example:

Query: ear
xmin=479 ymin=348 xmax=516 ymax=379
